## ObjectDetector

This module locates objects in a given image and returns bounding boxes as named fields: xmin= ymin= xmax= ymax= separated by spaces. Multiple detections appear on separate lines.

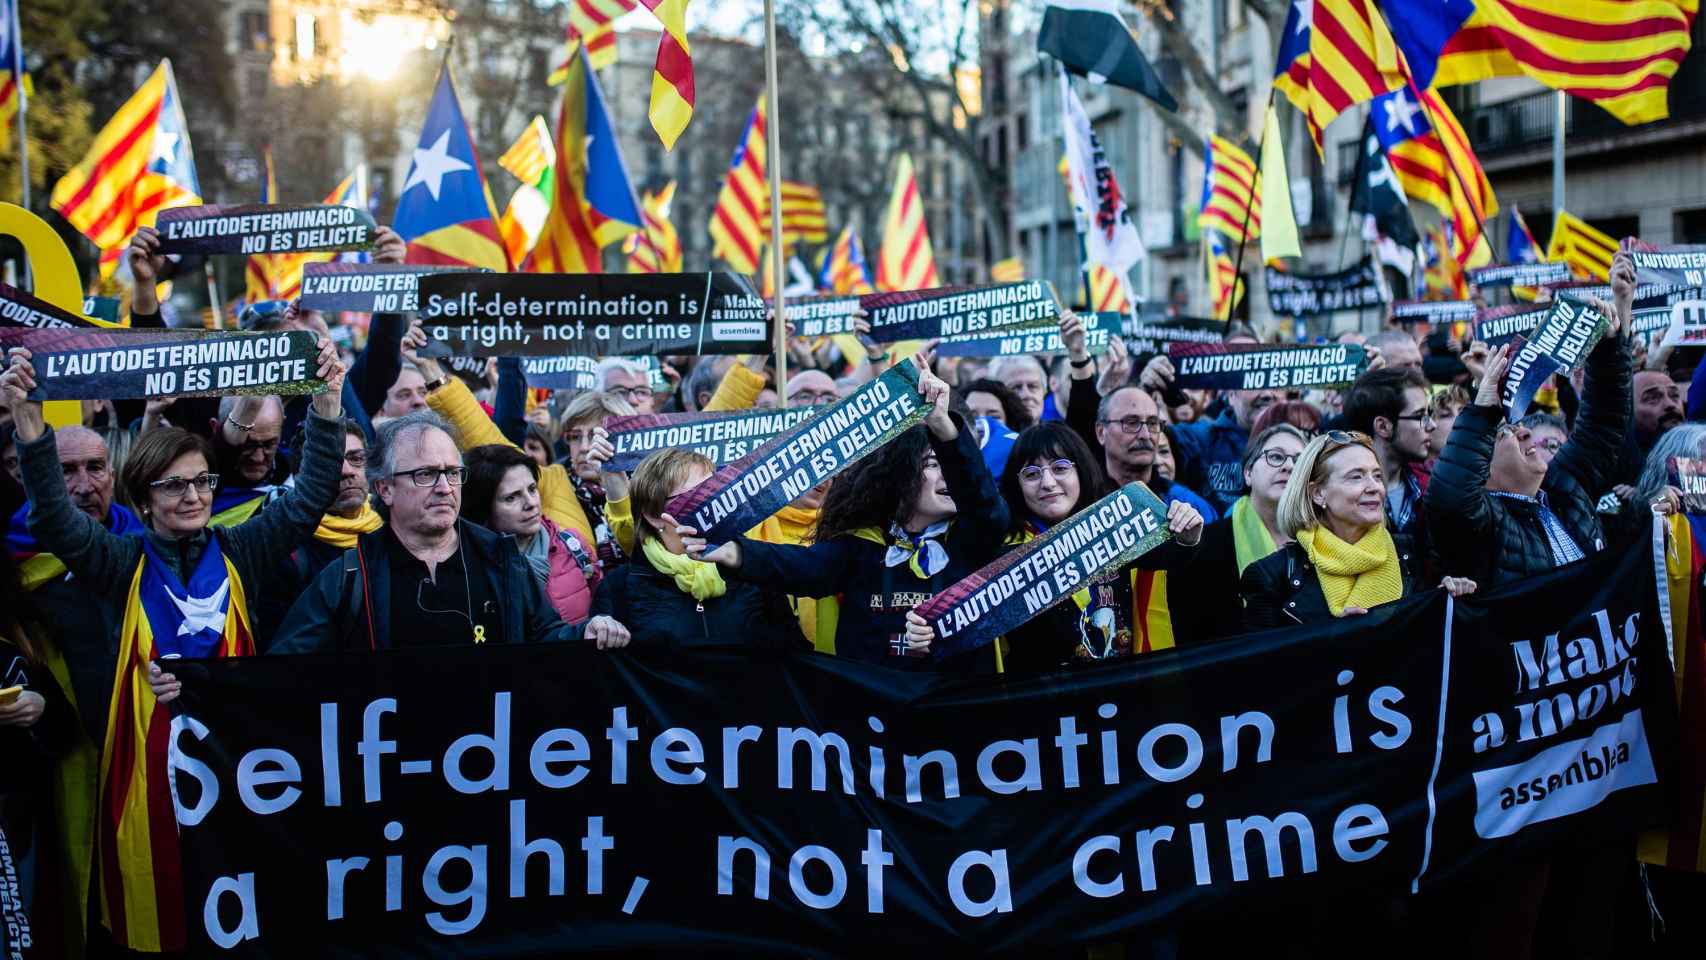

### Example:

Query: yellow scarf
xmin=315 ymin=501 xmax=383 ymax=549
xmin=642 ymin=537 xmax=728 ymax=602
xmin=1230 ymin=496 xmax=1280 ymax=575
xmin=1295 ymin=524 xmax=1403 ymax=616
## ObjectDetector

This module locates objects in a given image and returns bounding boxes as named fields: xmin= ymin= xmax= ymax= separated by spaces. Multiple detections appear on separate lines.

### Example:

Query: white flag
xmin=1060 ymin=72 xmax=1145 ymax=275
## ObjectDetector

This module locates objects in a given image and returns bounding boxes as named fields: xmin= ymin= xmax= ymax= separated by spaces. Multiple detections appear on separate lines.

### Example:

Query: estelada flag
xmin=393 ymin=64 xmax=509 ymax=272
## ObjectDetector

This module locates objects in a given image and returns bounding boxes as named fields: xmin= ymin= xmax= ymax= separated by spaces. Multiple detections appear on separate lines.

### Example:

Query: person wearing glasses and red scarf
xmin=2 ymin=339 xmax=346 ymax=955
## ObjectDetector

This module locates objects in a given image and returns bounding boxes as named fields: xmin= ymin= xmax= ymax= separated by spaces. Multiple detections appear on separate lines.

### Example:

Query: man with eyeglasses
xmin=785 ymin=369 xmax=841 ymax=407
xmin=1343 ymin=367 xmax=1435 ymax=544
xmin=598 ymin=358 xmax=657 ymax=415
xmin=1084 ymin=385 xmax=1217 ymax=522
xmin=271 ymin=410 xmax=629 ymax=653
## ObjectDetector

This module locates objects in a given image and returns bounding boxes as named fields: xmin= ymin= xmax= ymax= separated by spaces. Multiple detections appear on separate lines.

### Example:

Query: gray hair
xmin=596 ymin=357 xmax=647 ymax=390
xmin=217 ymin=394 xmax=284 ymax=421
xmin=561 ymin=389 xmax=636 ymax=429
xmin=1369 ymin=329 xmax=1418 ymax=354
xmin=368 ymin=409 xmax=460 ymax=484
xmin=989 ymin=355 xmax=1046 ymax=383
xmin=1095 ymin=384 xmax=1151 ymax=424
xmin=1636 ymin=423 xmax=1706 ymax=506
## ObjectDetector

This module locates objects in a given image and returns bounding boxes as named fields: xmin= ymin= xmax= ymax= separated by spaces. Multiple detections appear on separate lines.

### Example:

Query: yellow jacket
xmin=426 ymin=378 xmax=595 ymax=547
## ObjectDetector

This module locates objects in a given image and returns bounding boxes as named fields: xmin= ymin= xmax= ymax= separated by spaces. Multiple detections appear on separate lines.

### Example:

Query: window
xmin=246 ymin=66 xmax=269 ymax=100
xmin=237 ymin=10 xmax=269 ymax=53
xmin=1014 ymin=110 xmax=1028 ymax=152
xmin=1677 ymin=208 xmax=1706 ymax=244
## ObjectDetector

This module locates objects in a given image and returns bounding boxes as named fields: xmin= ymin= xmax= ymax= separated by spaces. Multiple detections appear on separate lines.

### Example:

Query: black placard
xmin=1502 ymin=298 xmax=1609 ymax=420
xmin=17 ymin=328 xmax=323 ymax=400
xmin=299 ymin=263 xmax=485 ymax=313
xmin=1628 ymin=242 xmax=1706 ymax=289
xmin=1167 ymin=341 xmax=1368 ymax=390
xmin=1264 ymin=259 xmax=1387 ymax=317
xmin=934 ymin=309 xmax=1111 ymax=358
xmin=605 ymin=407 xmax=819 ymax=472
xmin=1472 ymin=304 xmax=1550 ymax=346
xmin=156 ymin=203 xmax=377 ymax=256
xmin=1468 ymin=261 xmax=1571 ymax=289
xmin=170 ymin=541 xmax=1672 ymax=955
xmin=862 ymin=282 xmax=1060 ymax=342
xmin=0 ymin=282 xmax=101 ymax=329
xmin=1121 ymin=315 xmax=1224 ymax=355
xmin=417 ymin=272 xmax=770 ymax=358
xmin=784 ymin=295 xmax=863 ymax=336
xmin=1391 ymin=299 xmax=1477 ymax=324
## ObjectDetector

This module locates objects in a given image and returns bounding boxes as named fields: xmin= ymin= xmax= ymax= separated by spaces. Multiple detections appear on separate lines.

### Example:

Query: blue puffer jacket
xmin=1172 ymin=409 xmax=1250 ymax=516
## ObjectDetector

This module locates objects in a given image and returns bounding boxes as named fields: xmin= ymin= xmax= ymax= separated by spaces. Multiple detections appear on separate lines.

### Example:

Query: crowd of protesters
xmin=1 ymin=227 xmax=1701 ymax=957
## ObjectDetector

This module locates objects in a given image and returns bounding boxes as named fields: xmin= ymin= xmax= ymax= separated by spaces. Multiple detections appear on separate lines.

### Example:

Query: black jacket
xmin=268 ymin=521 xmax=586 ymax=653
xmin=1165 ymin=515 xmax=1246 ymax=645
xmin=590 ymin=546 xmax=807 ymax=652
xmin=1425 ymin=333 xmax=1629 ymax=587
xmin=1239 ymin=535 xmax=1418 ymax=631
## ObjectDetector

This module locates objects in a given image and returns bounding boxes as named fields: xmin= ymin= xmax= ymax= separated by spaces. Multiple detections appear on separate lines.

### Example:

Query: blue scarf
xmin=137 ymin=536 xmax=234 ymax=659
xmin=8 ymin=500 xmax=144 ymax=556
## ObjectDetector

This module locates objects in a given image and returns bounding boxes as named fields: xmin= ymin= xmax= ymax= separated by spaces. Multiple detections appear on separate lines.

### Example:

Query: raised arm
xmin=1424 ymin=347 xmax=1507 ymax=573
xmin=1548 ymin=290 xmax=1633 ymax=499
xmin=492 ymin=357 xmax=528 ymax=447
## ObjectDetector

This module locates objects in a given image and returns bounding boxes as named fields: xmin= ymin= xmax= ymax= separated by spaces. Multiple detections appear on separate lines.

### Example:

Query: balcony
xmin=1461 ymin=83 xmax=1706 ymax=171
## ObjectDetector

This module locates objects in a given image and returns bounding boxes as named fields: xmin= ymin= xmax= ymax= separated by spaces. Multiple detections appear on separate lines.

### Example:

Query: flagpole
xmin=1336 ymin=113 xmax=1371 ymax=271
xmin=763 ymin=0 xmax=788 ymax=408
xmin=1223 ymin=93 xmax=1270 ymax=325
xmin=204 ymin=260 xmax=223 ymax=329
xmin=1051 ymin=61 xmax=1094 ymax=310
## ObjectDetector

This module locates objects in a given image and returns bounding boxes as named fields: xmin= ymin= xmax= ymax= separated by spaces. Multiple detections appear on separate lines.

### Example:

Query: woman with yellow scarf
xmin=1241 ymin=431 xmax=1476 ymax=629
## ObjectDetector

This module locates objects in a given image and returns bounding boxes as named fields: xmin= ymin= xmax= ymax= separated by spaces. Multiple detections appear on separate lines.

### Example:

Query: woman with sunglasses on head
xmin=985 ymin=422 xmax=1204 ymax=676
xmin=1 ymin=341 xmax=346 ymax=955
xmin=1241 ymin=431 xmax=1475 ymax=631
xmin=1168 ymin=423 xmax=1311 ymax=645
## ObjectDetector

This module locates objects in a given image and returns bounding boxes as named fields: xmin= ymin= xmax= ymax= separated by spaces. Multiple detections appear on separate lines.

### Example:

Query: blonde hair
xmin=630 ymin=448 xmax=715 ymax=543
xmin=562 ymin=390 xmax=636 ymax=431
xmin=1275 ymin=431 xmax=1376 ymax=539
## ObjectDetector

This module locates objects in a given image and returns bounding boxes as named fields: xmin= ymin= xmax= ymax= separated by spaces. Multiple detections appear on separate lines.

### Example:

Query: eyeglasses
xmin=608 ymin=386 xmax=653 ymax=404
xmin=1018 ymin=459 xmax=1075 ymax=484
xmin=342 ymin=450 xmax=368 ymax=468
xmin=392 ymin=466 xmax=467 ymax=487
xmin=1534 ymin=437 xmax=1564 ymax=454
xmin=150 ymin=473 xmax=219 ymax=498
xmin=1394 ymin=412 xmax=1438 ymax=429
xmin=1259 ymin=449 xmax=1301 ymax=469
xmin=791 ymin=390 xmax=840 ymax=406
xmin=1323 ymin=429 xmax=1375 ymax=451
xmin=235 ymin=435 xmax=280 ymax=455
xmin=1099 ymin=416 xmax=1163 ymax=435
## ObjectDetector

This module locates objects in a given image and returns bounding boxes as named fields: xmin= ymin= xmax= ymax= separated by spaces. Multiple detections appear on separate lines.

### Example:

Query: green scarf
xmin=642 ymin=537 xmax=728 ymax=602
xmin=1230 ymin=496 xmax=1280 ymax=575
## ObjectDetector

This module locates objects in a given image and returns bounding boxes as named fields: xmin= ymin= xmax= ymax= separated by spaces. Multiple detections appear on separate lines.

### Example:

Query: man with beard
xmin=1634 ymin=368 xmax=1685 ymax=451
xmin=1343 ymin=367 xmax=1435 ymax=543
xmin=251 ymin=419 xmax=385 ymax=644
xmin=270 ymin=410 xmax=628 ymax=651
xmin=1074 ymin=385 xmax=1216 ymax=520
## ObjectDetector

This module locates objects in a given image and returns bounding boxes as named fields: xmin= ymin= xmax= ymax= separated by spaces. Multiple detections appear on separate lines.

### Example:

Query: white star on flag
xmin=1384 ymin=91 xmax=1423 ymax=137
xmin=151 ymin=130 xmax=180 ymax=167
xmin=402 ymin=129 xmax=473 ymax=202
xmin=169 ymin=580 xmax=231 ymax=637
xmin=1293 ymin=0 xmax=1312 ymax=35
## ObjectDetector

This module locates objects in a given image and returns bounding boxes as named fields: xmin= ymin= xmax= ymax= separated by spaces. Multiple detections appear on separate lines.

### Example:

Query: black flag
xmin=1349 ymin=125 xmax=1419 ymax=249
xmin=1037 ymin=0 xmax=1178 ymax=111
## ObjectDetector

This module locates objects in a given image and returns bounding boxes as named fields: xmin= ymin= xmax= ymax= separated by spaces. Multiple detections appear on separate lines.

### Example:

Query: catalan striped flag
xmin=708 ymin=97 xmax=767 ymax=274
xmin=244 ymin=149 xmax=288 ymax=302
xmin=1546 ymin=209 xmax=1619 ymax=281
xmin=1198 ymin=134 xmax=1261 ymax=241
xmin=773 ymin=181 xmax=828 ymax=247
xmin=1424 ymin=223 xmax=1469 ymax=299
xmin=990 ymin=257 xmax=1023 ymax=283
xmin=1272 ymin=0 xmax=1405 ymax=150
xmin=877 ymin=154 xmax=940 ymax=291
xmin=1372 ymin=87 xmax=1496 ymax=267
xmin=1435 ymin=0 xmax=1696 ymax=126
xmin=634 ymin=0 xmax=695 ymax=149
xmin=526 ymin=47 xmax=642 ymax=273
xmin=51 ymin=61 xmax=201 ymax=279
xmin=1090 ymin=264 xmax=1130 ymax=313
xmin=551 ymin=0 xmax=631 ymax=78
xmin=497 ymin=116 xmax=557 ymax=268
xmin=0 ymin=0 xmax=27 ymax=152
xmin=625 ymin=180 xmax=682 ymax=273
xmin=1206 ymin=231 xmax=1243 ymax=317
xmin=1642 ymin=510 xmax=1706 ymax=872
xmin=818 ymin=224 xmax=875 ymax=294
xmin=394 ymin=65 xmax=509 ymax=272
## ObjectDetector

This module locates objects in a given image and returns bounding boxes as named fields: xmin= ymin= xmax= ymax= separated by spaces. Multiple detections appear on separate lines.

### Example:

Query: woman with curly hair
xmin=682 ymin=367 xmax=1010 ymax=670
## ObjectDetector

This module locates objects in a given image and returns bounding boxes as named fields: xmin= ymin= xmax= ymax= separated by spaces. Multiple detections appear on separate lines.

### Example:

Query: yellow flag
xmin=1259 ymin=103 xmax=1301 ymax=263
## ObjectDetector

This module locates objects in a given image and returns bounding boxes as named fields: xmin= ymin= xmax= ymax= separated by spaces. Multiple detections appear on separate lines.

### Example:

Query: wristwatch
xmin=423 ymin=376 xmax=449 ymax=393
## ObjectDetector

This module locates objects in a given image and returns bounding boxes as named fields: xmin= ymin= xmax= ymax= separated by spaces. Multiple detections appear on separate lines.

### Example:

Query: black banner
xmin=1670 ymin=456 xmax=1706 ymax=513
xmin=863 ymin=282 xmax=1059 ymax=342
xmin=1167 ymin=342 xmax=1367 ymax=391
xmin=1543 ymin=279 xmax=1685 ymax=311
xmin=1391 ymin=300 xmax=1476 ymax=324
xmin=156 ymin=203 xmax=377 ymax=256
xmin=169 ymin=538 xmax=1674 ymax=955
xmin=1264 ymin=259 xmax=1387 ymax=317
xmin=1502 ymin=298 xmax=1609 ymax=420
xmin=1473 ymin=304 xmax=1549 ymax=346
xmin=299 ymin=263 xmax=485 ymax=314
xmin=916 ymin=482 xmax=1170 ymax=658
xmin=1121 ymin=315 xmax=1224 ymax=355
xmin=19 ymin=329 xmax=323 ymax=400
xmin=0 ymin=282 xmax=102 ymax=329
xmin=605 ymin=407 xmax=819 ymax=472
xmin=785 ymin=295 xmax=863 ymax=337
xmin=516 ymin=355 xmax=666 ymax=392
xmin=667 ymin=361 xmax=927 ymax=547
xmin=934 ymin=309 xmax=1111 ymax=358
xmin=1467 ymin=261 xmax=1571 ymax=289
xmin=417 ymin=272 xmax=770 ymax=358
xmin=1629 ymin=243 xmax=1706 ymax=290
